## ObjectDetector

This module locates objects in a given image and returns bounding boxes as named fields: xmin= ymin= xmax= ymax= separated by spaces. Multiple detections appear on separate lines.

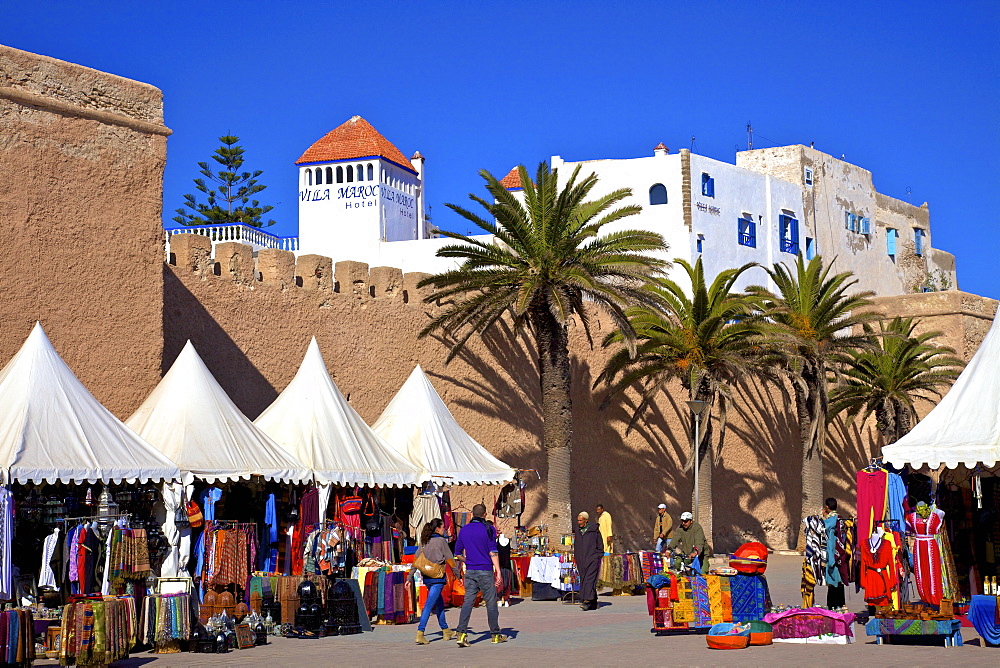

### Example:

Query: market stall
xmin=125 ymin=341 xmax=311 ymax=604
xmin=0 ymin=323 xmax=182 ymax=660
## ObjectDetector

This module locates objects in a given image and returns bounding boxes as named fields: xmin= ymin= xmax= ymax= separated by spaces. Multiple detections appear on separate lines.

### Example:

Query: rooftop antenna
xmin=690 ymin=136 xmax=696 ymax=152
xmin=747 ymin=122 xmax=753 ymax=150
xmin=906 ymin=186 xmax=912 ymax=203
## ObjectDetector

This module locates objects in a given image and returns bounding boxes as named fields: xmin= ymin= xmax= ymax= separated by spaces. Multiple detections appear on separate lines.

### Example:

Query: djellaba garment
xmin=574 ymin=520 xmax=604 ymax=609
xmin=907 ymin=506 xmax=945 ymax=606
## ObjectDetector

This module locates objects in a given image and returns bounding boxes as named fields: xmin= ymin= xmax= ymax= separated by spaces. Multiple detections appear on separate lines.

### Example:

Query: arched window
xmin=306 ymin=169 xmax=312 ymax=186
xmin=367 ymin=163 xmax=374 ymax=181
xmin=357 ymin=164 xmax=364 ymax=181
xmin=336 ymin=166 xmax=344 ymax=183
xmin=649 ymin=184 xmax=667 ymax=205
xmin=315 ymin=168 xmax=323 ymax=185
xmin=347 ymin=165 xmax=354 ymax=182
xmin=326 ymin=167 xmax=333 ymax=183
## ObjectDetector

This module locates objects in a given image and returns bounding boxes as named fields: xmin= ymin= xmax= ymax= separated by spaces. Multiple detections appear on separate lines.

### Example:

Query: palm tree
xmin=596 ymin=257 xmax=773 ymax=540
xmin=830 ymin=317 xmax=964 ymax=446
xmin=747 ymin=255 xmax=879 ymax=548
xmin=417 ymin=163 xmax=669 ymax=535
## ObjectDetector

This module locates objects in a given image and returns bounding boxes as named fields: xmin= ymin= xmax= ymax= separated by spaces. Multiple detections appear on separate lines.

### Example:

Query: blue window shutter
xmin=861 ymin=217 xmax=871 ymax=235
xmin=708 ymin=177 xmax=715 ymax=198
xmin=887 ymin=228 xmax=897 ymax=255
xmin=790 ymin=217 xmax=799 ymax=245
xmin=914 ymin=228 xmax=923 ymax=256
xmin=701 ymin=173 xmax=709 ymax=196
xmin=845 ymin=211 xmax=851 ymax=229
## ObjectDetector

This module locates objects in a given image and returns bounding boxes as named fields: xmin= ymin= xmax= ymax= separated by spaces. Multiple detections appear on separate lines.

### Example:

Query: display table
xmin=969 ymin=595 xmax=1000 ymax=646
xmin=763 ymin=608 xmax=855 ymax=644
xmin=864 ymin=617 xmax=963 ymax=647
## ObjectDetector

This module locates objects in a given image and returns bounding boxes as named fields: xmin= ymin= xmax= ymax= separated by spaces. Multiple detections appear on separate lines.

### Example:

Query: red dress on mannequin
xmin=860 ymin=531 xmax=898 ymax=607
xmin=906 ymin=508 xmax=945 ymax=606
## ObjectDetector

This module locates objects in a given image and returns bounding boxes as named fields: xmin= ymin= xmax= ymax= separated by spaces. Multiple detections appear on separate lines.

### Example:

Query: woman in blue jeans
xmin=414 ymin=518 xmax=460 ymax=644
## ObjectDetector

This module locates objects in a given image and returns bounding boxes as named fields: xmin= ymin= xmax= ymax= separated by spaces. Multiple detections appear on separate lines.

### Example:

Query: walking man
xmin=653 ymin=503 xmax=673 ymax=553
xmin=575 ymin=511 xmax=604 ymax=611
xmin=453 ymin=503 xmax=506 ymax=646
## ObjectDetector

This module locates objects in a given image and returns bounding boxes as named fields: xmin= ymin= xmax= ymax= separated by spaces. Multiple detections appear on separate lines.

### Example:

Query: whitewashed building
xmin=183 ymin=115 xmax=957 ymax=296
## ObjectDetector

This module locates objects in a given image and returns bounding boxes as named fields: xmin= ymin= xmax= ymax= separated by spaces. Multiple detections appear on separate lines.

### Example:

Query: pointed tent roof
xmin=883 ymin=310 xmax=1000 ymax=469
xmin=0 ymin=323 xmax=180 ymax=484
xmin=296 ymin=115 xmax=415 ymax=172
xmin=372 ymin=365 xmax=515 ymax=485
xmin=255 ymin=338 xmax=424 ymax=487
xmin=126 ymin=341 xmax=311 ymax=484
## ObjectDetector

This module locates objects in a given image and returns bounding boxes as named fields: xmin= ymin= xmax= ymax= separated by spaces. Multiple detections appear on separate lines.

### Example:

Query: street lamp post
xmin=686 ymin=400 xmax=710 ymax=524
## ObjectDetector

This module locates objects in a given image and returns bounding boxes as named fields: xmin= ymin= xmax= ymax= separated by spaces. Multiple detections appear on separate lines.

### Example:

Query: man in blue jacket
xmin=453 ymin=503 xmax=506 ymax=646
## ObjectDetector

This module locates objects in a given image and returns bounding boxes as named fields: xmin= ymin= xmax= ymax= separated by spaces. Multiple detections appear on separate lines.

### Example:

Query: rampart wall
xmin=0 ymin=45 xmax=169 ymax=416
xmin=164 ymin=233 xmax=997 ymax=551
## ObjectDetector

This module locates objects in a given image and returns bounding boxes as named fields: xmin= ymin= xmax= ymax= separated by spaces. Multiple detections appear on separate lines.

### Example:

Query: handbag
xmin=186 ymin=500 xmax=203 ymax=528
xmin=340 ymin=496 xmax=362 ymax=515
xmin=413 ymin=549 xmax=445 ymax=579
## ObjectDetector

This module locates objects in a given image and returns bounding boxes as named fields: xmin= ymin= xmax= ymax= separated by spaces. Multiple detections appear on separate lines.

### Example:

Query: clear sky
xmin=4 ymin=1 xmax=998 ymax=299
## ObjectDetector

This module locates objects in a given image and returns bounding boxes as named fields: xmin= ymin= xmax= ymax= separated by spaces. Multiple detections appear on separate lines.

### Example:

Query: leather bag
xmin=413 ymin=549 xmax=445 ymax=579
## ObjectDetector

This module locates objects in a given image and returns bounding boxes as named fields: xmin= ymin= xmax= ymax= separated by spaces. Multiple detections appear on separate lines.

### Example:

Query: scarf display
xmin=638 ymin=551 xmax=664 ymax=580
xmin=597 ymin=553 xmax=643 ymax=589
xmin=0 ymin=609 xmax=35 ymax=667
xmin=301 ymin=523 xmax=360 ymax=576
xmin=59 ymin=597 xmax=133 ymax=666
xmin=354 ymin=565 xmax=415 ymax=624
xmin=199 ymin=522 xmax=258 ymax=592
xmin=108 ymin=527 xmax=151 ymax=585
xmin=138 ymin=593 xmax=191 ymax=650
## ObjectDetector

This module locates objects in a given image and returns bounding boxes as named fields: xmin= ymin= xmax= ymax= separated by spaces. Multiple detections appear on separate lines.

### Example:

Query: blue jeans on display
xmin=456 ymin=569 xmax=500 ymax=635
xmin=418 ymin=578 xmax=448 ymax=632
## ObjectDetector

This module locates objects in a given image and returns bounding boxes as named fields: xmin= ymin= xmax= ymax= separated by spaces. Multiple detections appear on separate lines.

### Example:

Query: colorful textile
xmin=764 ymin=607 xmax=855 ymax=640
xmin=706 ymin=575 xmax=732 ymax=624
xmin=800 ymin=561 xmax=816 ymax=607
xmin=691 ymin=576 xmax=712 ymax=626
xmin=673 ymin=577 xmax=695 ymax=622
xmin=907 ymin=509 xmax=945 ymax=606
xmin=887 ymin=473 xmax=907 ymax=530
xmin=730 ymin=574 xmax=769 ymax=622
xmin=969 ymin=595 xmax=1000 ymax=646
xmin=857 ymin=469 xmax=888 ymax=542
xmin=865 ymin=617 xmax=962 ymax=644
xmin=860 ymin=532 xmax=899 ymax=607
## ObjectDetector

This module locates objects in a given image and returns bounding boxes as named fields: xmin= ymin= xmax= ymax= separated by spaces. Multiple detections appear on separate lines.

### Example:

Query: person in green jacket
xmin=671 ymin=512 xmax=710 ymax=574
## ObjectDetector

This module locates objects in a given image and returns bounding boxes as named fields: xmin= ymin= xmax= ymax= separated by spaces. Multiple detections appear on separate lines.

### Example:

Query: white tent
xmin=127 ymin=341 xmax=311 ymax=577
xmin=255 ymin=338 xmax=424 ymax=488
xmin=0 ymin=322 xmax=180 ymax=485
xmin=126 ymin=341 xmax=312 ymax=485
xmin=883 ymin=310 xmax=1000 ymax=469
xmin=373 ymin=365 xmax=515 ymax=485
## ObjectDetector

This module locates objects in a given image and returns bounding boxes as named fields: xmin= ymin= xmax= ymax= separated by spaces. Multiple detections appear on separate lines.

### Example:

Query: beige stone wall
xmin=0 ymin=45 xmax=169 ymax=416
xmin=736 ymin=145 xmax=954 ymax=296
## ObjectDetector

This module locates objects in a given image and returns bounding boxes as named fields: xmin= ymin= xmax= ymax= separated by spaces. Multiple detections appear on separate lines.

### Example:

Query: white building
xmin=258 ymin=117 xmax=959 ymax=295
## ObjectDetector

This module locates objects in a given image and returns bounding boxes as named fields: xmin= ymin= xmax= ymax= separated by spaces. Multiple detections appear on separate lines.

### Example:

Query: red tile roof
xmin=654 ymin=142 xmax=669 ymax=151
xmin=500 ymin=166 xmax=522 ymax=189
xmin=296 ymin=116 xmax=415 ymax=171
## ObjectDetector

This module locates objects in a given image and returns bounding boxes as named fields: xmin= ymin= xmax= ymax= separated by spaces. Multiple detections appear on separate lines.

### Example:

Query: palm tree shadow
xmin=718 ymin=377 xmax=800 ymax=551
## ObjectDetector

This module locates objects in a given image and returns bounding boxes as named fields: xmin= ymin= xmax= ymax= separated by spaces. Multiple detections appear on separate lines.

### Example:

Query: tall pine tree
xmin=173 ymin=135 xmax=276 ymax=227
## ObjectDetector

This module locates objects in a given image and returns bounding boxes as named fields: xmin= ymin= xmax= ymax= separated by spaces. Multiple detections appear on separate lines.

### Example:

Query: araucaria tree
xmin=173 ymin=135 xmax=276 ymax=227
xmin=597 ymin=258 xmax=772 ymax=540
xmin=418 ymin=163 xmax=669 ymax=536
xmin=830 ymin=316 xmax=964 ymax=446
xmin=747 ymin=255 xmax=879 ymax=548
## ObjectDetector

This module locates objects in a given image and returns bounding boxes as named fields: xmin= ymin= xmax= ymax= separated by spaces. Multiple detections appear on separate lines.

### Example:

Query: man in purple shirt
xmin=453 ymin=503 xmax=506 ymax=646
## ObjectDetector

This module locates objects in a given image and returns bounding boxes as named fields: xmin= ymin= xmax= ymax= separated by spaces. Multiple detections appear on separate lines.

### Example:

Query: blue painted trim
xmin=296 ymin=155 xmax=418 ymax=175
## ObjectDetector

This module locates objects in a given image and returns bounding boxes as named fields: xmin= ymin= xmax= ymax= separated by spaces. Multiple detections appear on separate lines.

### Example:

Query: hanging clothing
xmin=860 ymin=530 xmax=900 ymax=608
xmin=39 ymin=527 xmax=61 ymax=591
xmin=823 ymin=515 xmax=843 ymax=587
xmin=409 ymin=493 xmax=442 ymax=540
xmin=907 ymin=508 xmax=945 ymax=606
xmin=857 ymin=469 xmax=888 ymax=542
xmin=0 ymin=488 xmax=12 ymax=601
xmin=886 ymin=473 xmax=907 ymax=530
xmin=260 ymin=493 xmax=279 ymax=572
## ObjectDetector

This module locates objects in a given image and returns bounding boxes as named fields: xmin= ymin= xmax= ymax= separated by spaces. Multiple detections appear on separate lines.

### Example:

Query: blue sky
xmin=5 ymin=1 xmax=998 ymax=298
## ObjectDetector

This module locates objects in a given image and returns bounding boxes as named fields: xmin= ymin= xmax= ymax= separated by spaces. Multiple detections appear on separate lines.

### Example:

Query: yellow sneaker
xmin=456 ymin=632 xmax=470 ymax=647
xmin=491 ymin=634 xmax=508 ymax=644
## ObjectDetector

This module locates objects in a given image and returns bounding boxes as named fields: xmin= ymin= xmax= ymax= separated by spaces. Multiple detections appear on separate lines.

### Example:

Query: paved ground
xmin=35 ymin=556 xmax=998 ymax=666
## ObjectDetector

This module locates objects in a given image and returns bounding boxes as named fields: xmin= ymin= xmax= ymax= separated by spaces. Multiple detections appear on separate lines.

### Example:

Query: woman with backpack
xmin=412 ymin=518 xmax=461 ymax=644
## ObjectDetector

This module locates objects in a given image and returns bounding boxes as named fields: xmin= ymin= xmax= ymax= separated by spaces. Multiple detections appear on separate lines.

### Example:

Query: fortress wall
xmin=0 ymin=45 xmax=169 ymax=415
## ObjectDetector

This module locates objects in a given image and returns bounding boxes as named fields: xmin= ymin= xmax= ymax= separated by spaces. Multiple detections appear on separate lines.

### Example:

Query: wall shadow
xmin=162 ymin=266 xmax=277 ymax=417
